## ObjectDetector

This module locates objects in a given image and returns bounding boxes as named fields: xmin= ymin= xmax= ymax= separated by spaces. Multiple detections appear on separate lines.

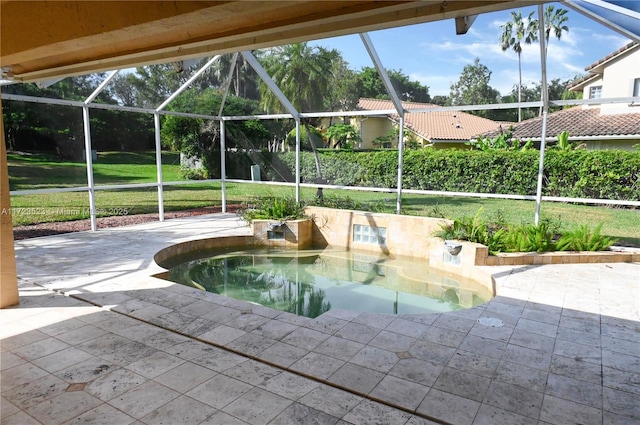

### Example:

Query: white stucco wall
xmin=583 ymin=47 xmax=640 ymax=114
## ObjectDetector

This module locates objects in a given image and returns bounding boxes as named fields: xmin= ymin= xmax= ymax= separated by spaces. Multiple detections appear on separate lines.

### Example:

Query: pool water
xmin=167 ymin=247 xmax=493 ymax=318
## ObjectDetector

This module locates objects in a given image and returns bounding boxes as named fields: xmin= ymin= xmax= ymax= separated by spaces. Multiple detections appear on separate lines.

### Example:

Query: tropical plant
xmin=500 ymin=10 xmax=539 ymax=122
xmin=433 ymin=209 xmax=508 ymax=254
xmin=502 ymin=222 xmax=556 ymax=252
xmin=555 ymin=224 xmax=618 ymax=252
xmin=324 ymin=123 xmax=361 ymax=150
xmin=240 ymin=196 xmax=308 ymax=222
xmin=259 ymin=42 xmax=337 ymax=198
xmin=554 ymin=130 xmax=573 ymax=150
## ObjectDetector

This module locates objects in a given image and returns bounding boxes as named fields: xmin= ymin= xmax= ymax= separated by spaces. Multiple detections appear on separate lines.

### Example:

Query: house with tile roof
xmin=324 ymin=98 xmax=502 ymax=149
xmin=484 ymin=42 xmax=640 ymax=150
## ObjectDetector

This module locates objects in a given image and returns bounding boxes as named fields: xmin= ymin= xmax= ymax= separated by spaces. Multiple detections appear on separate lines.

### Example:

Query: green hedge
xmin=217 ymin=149 xmax=640 ymax=201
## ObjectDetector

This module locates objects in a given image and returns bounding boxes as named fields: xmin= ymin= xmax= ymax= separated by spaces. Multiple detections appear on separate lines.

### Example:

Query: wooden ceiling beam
xmin=1 ymin=0 xmax=542 ymax=82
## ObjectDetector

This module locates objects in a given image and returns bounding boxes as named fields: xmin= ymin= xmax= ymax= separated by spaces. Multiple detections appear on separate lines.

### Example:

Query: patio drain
xmin=477 ymin=317 xmax=505 ymax=327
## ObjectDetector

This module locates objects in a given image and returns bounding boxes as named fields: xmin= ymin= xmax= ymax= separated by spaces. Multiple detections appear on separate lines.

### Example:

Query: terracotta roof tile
xmin=482 ymin=107 xmax=640 ymax=139
xmin=357 ymin=98 xmax=501 ymax=141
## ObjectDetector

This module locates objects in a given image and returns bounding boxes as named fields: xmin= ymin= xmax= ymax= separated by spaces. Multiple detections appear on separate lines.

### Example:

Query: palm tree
xmin=543 ymin=5 xmax=569 ymax=58
xmin=259 ymin=42 xmax=335 ymax=198
xmin=500 ymin=10 xmax=538 ymax=122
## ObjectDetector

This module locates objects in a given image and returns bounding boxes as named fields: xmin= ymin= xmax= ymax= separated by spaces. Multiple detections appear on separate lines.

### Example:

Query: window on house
xmin=633 ymin=78 xmax=640 ymax=97
xmin=589 ymin=86 xmax=602 ymax=99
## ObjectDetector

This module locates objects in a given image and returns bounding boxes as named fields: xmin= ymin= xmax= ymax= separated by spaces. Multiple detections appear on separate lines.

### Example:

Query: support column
xmin=220 ymin=120 xmax=227 ymax=213
xmin=82 ymin=105 xmax=97 ymax=231
xmin=154 ymin=113 xmax=165 ymax=221
xmin=396 ymin=116 xmax=405 ymax=215
xmin=1 ymin=95 xmax=20 ymax=308
xmin=295 ymin=119 xmax=301 ymax=202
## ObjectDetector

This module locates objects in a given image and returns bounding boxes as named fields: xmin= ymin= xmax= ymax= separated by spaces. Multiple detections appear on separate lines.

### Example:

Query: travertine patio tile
xmin=472 ymin=404 xmax=537 ymax=425
xmin=388 ymin=358 xmax=443 ymax=387
xmin=0 ymin=397 xmax=20 ymax=419
xmin=601 ymin=335 xmax=640 ymax=356
xmin=2 ymin=373 xmax=68 ymax=409
xmin=509 ymin=329 xmax=556 ymax=353
xmin=200 ymin=411 xmax=251 ymax=425
xmin=459 ymin=334 xmax=506 ymax=359
xmin=603 ymin=411 xmax=640 ymax=425
xmin=603 ymin=366 xmax=640 ymax=395
xmin=153 ymin=361 xmax=216 ymax=393
xmin=257 ymin=341 xmax=308 ymax=367
xmin=349 ymin=345 xmax=399 ymax=373
xmin=493 ymin=360 xmax=548 ymax=392
xmin=269 ymin=402 xmax=340 ymax=425
xmin=417 ymin=388 xmax=480 ymax=425
xmin=352 ymin=312 xmax=395 ymax=329
xmin=558 ymin=315 xmax=600 ymax=334
xmin=312 ymin=335 xmax=364 ymax=362
xmin=191 ymin=349 xmax=247 ymax=372
xmin=0 ymin=351 xmax=25 ymax=371
xmin=553 ymin=339 xmax=602 ymax=365
xmin=369 ymin=375 xmax=430 ymax=411
xmin=539 ymin=394 xmax=602 ymax=425
xmin=12 ymin=337 xmax=69 ymax=361
xmin=367 ymin=330 xmax=415 ymax=352
xmin=298 ymin=384 xmax=363 ymax=418
xmin=515 ymin=318 xmax=558 ymax=338
xmin=281 ymin=327 xmax=330 ymax=351
xmin=223 ymin=359 xmax=282 ymax=386
xmin=433 ymin=366 xmax=492 ymax=402
xmin=483 ymin=380 xmax=543 ymax=419
xmin=141 ymin=394 xmax=216 ymax=424
xmin=25 ymin=390 xmax=102 ymax=425
xmin=124 ymin=350 xmax=184 ymax=379
xmin=290 ymin=352 xmax=345 ymax=380
xmin=414 ymin=331 xmax=461 ymax=359
xmin=60 ymin=403 xmax=137 ymax=425
xmin=85 ymin=368 xmax=146 ymax=401
xmin=420 ymin=325 xmax=467 ymax=347
xmin=107 ymin=380 xmax=180 ymax=419
xmin=258 ymin=371 xmax=320 ymax=400
xmin=54 ymin=324 xmax=109 ymax=345
xmin=343 ymin=399 xmax=412 ymax=425
xmin=186 ymin=373 xmax=252 ymax=409
xmin=163 ymin=340 xmax=217 ymax=360
xmin=226 ymin=313 xmax=271 ymax=332
xmin=225 ymin=332 xmax=277 ymax=356
xmin=251 ymin=319 xmax=298 ymax=340
xmin=79 ymin=335 xmax=158 ymax=367
xmin=333 ymin=321 xmax=380 ymax=344
xmin=222 ymin=387 xmax=293 ymax=425
xmin=556 ymin=327 xmax=601 ymax=347
xmin=603 ymin=387 xmax=640 ymax=420
xmin=201 ymin=306 xmax=243 ymax=324
xmin=503 ymin=344 xmax=552 ymax=370
xmin=199 ymin=325 xmax=246 ymax=346
xmin=433 ymin=314 xmax=476 ymax=333
xmin=385 ymin=318 xmax=430 ymax=338
xmin=328 ymin=363 xmax=385 ymax=394
xmin=1 ymin=363 xmax=50 ymax=391
xmin=521 ymin=307 xmax=561 ymax=326
xmin=448 ymin=349 xmax=500 ymax=378
xmin=3 ymin=410 xmax=49 ymax=425
xmin=303 ymin=315 xmax=348 ymax=334
xmin=546 ymin=373 xmax=602 ymax=408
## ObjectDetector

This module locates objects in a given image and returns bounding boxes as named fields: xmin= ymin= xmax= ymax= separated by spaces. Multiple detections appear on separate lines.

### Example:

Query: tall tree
xmin=259 ymin=43 xmax=336 ymax=197
xmin=500 ymin=10 xmax=538 ymax=122
xmin=543 ymin=5 xmax=569 ymax=58
xmin=357 ymin=67 xmax=430 ymax=102
xmin=448 ymin=58 xmax=501 ymax=118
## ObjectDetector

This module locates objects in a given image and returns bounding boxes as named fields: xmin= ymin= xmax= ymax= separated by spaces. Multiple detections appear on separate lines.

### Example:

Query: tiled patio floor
xmin=2 ymin=213 xmax=639 ymax=425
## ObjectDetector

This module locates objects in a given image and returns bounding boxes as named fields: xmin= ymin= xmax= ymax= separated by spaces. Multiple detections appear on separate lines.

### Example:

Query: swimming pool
xmin=165 ymin=247 xmax=493 ymax=318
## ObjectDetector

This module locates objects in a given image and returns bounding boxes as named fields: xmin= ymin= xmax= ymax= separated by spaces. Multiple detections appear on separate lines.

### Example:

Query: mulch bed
xmin=13 ymin=205 xmax=244 ymax=240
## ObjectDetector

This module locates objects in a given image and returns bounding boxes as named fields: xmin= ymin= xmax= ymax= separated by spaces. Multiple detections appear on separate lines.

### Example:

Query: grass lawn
xmin=7 ymin=151 xmax=640 ymax=246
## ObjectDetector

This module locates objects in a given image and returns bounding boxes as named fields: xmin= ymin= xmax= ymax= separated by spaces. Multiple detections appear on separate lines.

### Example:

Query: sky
xmin=309 ymin=2 xmax=633 ymax=97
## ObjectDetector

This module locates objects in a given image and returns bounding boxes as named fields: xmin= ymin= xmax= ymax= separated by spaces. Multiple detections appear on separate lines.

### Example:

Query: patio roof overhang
xmin=1 ymin=0 xmax=545 ymax=82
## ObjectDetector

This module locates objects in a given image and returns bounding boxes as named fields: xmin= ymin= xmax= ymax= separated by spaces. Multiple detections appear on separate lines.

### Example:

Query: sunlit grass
xmin=8 ymin=152 xmax=639 ymax=246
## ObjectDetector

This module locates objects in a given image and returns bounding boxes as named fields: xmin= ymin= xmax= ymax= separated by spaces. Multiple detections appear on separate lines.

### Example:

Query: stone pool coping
xmin=8 ymin=213 xmax=640 ymax=425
